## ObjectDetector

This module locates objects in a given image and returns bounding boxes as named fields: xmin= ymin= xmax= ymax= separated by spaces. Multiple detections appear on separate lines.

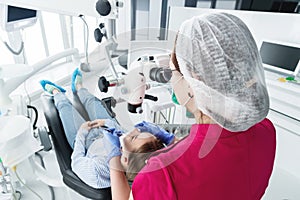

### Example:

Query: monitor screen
xmin=1 ymin=5 xmax=38 ymax=32
xmin=271 ymin=1 xmax=299 ymax=13
xmin=239 ymin=0 xmax=300 ymax=14
xmin=260 ymin=41 xmax=300 ymax=73
xmin=7 ymin=5 xmax=37 ymax=22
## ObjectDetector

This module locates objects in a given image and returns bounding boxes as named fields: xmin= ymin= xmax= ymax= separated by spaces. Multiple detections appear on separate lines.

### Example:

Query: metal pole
xmin=211 ymin=0 xmax=217 ymax=8
xmin=131 ymin=0 xmax=137 ymax=40
xmin=159 ymin=0 xmax=168 ymax=40
xmin=106 ymin=18 xmax=117 ymax=39
xmin=184 ymin=0 xmax=198 ymax=7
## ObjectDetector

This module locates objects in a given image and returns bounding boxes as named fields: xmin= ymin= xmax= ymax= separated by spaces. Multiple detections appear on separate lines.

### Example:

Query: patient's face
xmin=121 ymin=128 xmax=156 ymax=153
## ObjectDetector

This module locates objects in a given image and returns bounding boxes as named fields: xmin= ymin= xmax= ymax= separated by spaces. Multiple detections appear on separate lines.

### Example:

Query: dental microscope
xmin=98 ymin=54 xmax=172 ymax=114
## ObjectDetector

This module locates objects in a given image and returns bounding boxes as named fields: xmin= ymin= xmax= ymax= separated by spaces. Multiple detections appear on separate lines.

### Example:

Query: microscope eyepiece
xmin=149 ymin=67 xmax=172 ymax=83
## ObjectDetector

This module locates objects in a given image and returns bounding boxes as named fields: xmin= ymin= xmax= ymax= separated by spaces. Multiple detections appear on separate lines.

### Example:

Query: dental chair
xmin=41 ymin=93 xmax=114 ymax=200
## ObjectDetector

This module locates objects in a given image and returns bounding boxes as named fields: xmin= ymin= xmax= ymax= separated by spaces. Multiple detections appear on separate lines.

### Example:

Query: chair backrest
xmin=41 ymin=94 xmax=112 ymax=200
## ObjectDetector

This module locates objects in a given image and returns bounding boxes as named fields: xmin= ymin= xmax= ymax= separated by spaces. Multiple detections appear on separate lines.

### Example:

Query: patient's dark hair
xmin=126 ymin=139 xmax=164 ymax=181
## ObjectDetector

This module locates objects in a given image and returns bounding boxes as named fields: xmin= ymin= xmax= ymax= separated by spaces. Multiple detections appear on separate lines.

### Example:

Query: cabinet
xmin=263 ymin=70 xmax=300 ymax=199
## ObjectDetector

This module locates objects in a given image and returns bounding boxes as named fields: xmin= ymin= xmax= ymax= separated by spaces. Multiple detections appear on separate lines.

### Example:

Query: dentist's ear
xmin=185 ymin=84 xmax=198 ymax=115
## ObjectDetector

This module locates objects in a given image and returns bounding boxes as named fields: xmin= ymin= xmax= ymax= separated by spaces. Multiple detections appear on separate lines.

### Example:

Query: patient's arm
xmin=90 ymin=119 xmax=106 ymax=128
xmin=109 ymin=156 xmax=131 ymax=200
xmin=71 ymin=125 xmax=101 ymax=188
xmin=91 ymin=118 xmax=124 ymax=131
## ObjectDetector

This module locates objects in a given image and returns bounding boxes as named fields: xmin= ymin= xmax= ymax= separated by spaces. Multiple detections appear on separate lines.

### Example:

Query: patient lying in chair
xmin=40 ymin=68 xmax=174 ymax=189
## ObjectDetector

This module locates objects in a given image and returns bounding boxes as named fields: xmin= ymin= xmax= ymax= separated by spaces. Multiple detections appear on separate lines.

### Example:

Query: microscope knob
xmin=128 ymin=103 xmax=143 ymax=114
xmin=121 ymin=87 xmax=128 ymax=94
xmin=94 ymin=28 xmax=104 ymax=43
xmin=136 ymin=107 xmax=143 ymax=114
xmin=96 ymin=0 xmax=111 ymax=16
xmin=116 ymin=1 xmax=124 ymax=7
xmin=98 ymin=76 xmax=109 ymax=93
xmin=144 ymin=94 xmax=158 ymax=101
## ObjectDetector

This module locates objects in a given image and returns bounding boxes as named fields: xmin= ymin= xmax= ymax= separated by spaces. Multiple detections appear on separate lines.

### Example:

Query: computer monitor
xmin=1 ymin=4 xmax=39 ymax=32
xmin=270 ymin=1 xmax=299 ymax=13
xmin=238 ymin=0 xmax=299 ymax=13
xmin=260 ymin=40 xmax=300 ymax=76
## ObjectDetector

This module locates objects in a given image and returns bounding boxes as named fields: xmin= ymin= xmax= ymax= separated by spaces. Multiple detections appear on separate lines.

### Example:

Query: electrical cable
xmin=20 ymin=28 xmax=27 ymax=64
xmin=78 ymin=15 xmax=89 ymax=64
xmin=13 ymin=168 xmax=43 ymax=200
xmin=3 ymin=41 xmax=24 ymax=55
xmin=0 ymin=33 xmax=24 ymax=55
xmin=15 ymin=191 xmax=22 ymax=200
xmin=22 ymin=42 xmax=31 ymax=106
xmin=8 ymin=175 xmax=22 ymax=200
xmin=35 ymin=153 xmax=55 ymax=200
xmin=22 ymin=44 xmax=27 ymax=64
xmin=27 ymin=105 xmax=38 ymax=130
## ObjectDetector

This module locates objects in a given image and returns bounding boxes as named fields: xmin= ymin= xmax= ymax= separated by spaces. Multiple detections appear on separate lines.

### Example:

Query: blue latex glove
xmin=134 ymin=121 xmax=174 ymax=145
xmin=103 ymin=128 xmax=124 ymax=162
xmin=106 ymin=128 xmax=125 ymax=143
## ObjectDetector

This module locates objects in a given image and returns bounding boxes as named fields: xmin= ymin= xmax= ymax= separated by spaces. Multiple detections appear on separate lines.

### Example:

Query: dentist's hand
xmin=134 ymin=121 xmax=174 ymax=145
xmin=103 ymin=128 xmax=125 ymax=162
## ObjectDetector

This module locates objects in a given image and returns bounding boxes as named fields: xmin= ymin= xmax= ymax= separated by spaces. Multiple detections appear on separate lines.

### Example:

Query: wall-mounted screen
xmin=260 ymin=41 xmax=300 ymax=76
xmin=237 ymin=0 xmax=300 ymax=14
xmin=1 ymin=4 xmax=39 ymax=32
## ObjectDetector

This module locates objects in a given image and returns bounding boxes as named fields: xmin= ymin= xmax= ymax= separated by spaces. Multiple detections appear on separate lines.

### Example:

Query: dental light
xmin=95 ymin=0 xmax=123 ymax=19
xmin=90 ymin=0 xmax=128 ymax=76
xmin=95 ymin=0 xmax=124 ymax=42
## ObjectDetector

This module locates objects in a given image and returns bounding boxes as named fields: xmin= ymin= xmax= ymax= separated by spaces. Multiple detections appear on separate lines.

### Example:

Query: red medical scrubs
xmin=132 ymin=118 xmax=276 ymax=200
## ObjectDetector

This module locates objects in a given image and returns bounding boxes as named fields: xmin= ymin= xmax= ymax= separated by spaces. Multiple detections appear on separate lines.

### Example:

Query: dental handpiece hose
xmin=0 ymin=158 xmax=8 ymax=193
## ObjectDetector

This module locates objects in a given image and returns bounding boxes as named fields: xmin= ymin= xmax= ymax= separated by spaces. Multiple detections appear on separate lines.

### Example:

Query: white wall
xmin=168 ymin=7 xmax=300 ymax=47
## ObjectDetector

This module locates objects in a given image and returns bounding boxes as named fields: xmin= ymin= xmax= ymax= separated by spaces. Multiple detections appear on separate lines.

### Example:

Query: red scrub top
xmin=132 ymin=118 xmax=276 ymax=200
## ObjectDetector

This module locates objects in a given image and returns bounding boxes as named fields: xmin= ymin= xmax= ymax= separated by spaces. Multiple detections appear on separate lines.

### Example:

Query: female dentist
xmin=108 ymin=12 xmax=276 ymax=200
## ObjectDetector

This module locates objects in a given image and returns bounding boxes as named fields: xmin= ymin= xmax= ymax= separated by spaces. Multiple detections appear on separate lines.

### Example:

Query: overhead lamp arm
xmin=0 ymin=48 xmax=80 ymax=105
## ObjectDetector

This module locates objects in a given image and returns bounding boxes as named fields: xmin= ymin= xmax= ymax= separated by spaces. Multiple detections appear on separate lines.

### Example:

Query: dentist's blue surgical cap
xmin=176 ymin=12 xmax=269 ymax=132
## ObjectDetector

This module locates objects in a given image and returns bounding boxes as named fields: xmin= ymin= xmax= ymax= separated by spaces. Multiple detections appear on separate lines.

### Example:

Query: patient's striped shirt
xmin=71 ymin=120 xmax=122 ymax=189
